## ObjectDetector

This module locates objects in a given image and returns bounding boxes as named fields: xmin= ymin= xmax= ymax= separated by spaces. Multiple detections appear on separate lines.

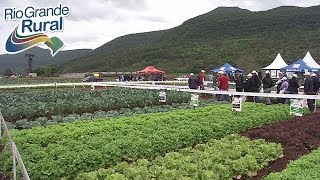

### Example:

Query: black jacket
xmin=313 ymin=76 xmax=319 ymax=92
xmin=287 ymin=77 xmax=299 ymax=93
xmin=304 ymin=77 xmax=314 ymax=94
xmin=276 ymin=81 xmax=283 ymax=93
xmin=262 ymin=76 xmax=273 ymax=89
xmin=233 ymin=75 xmax=244 ymax=90
xmin=188 ymin=77 xmax=197 ymax=89
xmin=253 ymin=74 xmax=262 ymax=92
xmin=244 ymin=78 xmax=255 ymax=92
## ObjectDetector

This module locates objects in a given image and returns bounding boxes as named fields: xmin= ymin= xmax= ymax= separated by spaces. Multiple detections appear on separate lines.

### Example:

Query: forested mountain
xmin=62 ymin=6 xmax=320 ymax=73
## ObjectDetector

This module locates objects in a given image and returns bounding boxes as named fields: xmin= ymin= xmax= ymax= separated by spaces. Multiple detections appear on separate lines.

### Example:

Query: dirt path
xmin=240 ymin=110 xmax=320 ymax=180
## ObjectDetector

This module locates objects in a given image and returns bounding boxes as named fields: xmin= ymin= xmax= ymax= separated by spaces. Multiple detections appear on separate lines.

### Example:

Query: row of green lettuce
xmin=77 ymin=134 xmax=283 ymax=180
xmin=0 ymin=77 xmax=80 ymax=86
xmin=0 ymin=88 xmax=190 ymax=121
xmin=265 ymin=147 xmax=320 ymax=180
xmin=9 ymin=101 xmax=216 ymax=130
xmin=0 ymin=103 xmax=290 ymax=179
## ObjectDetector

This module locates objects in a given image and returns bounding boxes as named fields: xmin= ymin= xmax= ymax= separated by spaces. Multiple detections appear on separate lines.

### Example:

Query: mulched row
xmin=240 ymin=110 xmax=320 ymax=180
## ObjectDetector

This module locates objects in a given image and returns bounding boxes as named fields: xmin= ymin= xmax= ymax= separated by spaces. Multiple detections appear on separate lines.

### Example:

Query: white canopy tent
xmin=302 ymin=51 xmax=320 ymax=69
xmin=263 ymin=53 xmax=288 ymax=78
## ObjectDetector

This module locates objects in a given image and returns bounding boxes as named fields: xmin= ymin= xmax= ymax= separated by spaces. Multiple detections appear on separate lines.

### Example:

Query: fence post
xmin=13 ymin=142 xmax=30 ymax=180
xmin=0 ymin=111 xmax=30 ymax=180
xmin=0 ymin=112 xmax=12 ymax=143
xmin=314 ymin=96 xmax=317 ymax=113
xmin=12 ymin=141 xmax=16 ymax=180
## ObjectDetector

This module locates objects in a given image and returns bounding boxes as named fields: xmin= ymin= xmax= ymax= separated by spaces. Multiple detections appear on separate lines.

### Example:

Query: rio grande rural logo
xmin=3 ymin=4 xmax=70 ymax=56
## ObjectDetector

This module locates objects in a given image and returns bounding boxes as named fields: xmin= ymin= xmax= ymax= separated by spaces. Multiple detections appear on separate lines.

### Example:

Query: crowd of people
xmin=117 ymin=73 xmax=165 ymax=81
xmin=188 ymin=69 xmax=320 ymax=112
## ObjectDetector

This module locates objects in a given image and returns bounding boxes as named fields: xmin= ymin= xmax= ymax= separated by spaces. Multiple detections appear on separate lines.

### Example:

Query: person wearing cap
xmin=312 ymin=73 xmax=319 ymax=94
xmin=285 ymin=73 xmax=300 ymax=104
xmin=251 ymin=70 xmax=262 ymax=103
xmin=188 ymin=73 xmax=197 ymax=89
xmin=244 ymin=73 xmax=255 ymax=102
xmin=276 ymin=72 xmax=285 ymax=93
xmin=233 ymin=70 xmax=244 ymax=92
xmin=262 ymin=71 xmax=274 ymax=105
xmin=197 ymin=69 xmax=206 ymax=90
xmin=277 ymin=76 xmax=288 ymax=104
xmin=287 ymin=74 xmax=300 ymax=94
xmin=275 ymin=72 xmax=286 ymax=103
xmin=304 ymin=72 xmax=316 ymax=112
xmin=217 ymin=71 xmax=229 ymax=101
xmin=279 ymin=77 xmax=288 ymax=93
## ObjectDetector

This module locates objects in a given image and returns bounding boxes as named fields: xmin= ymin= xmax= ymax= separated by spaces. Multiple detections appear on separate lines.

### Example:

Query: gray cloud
xmin=104 ymin=0 xmax=147 ymax=10
xmin=138 ymin=15 xmax=167 ymax=23
xmin=62 ymin=32 xmax=101 ymax=42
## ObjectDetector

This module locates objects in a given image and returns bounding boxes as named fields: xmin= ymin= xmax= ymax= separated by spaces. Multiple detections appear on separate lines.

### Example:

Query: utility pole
xmin=25 ymin=54 xmax=35 ymax=73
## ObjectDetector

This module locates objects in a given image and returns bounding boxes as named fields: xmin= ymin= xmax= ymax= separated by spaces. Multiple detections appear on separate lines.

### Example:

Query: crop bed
xmin=0 ymin=103 xmax=290 ymax=179
xmin=77 ymin=134 xmax=283 ymax=180
xmin=240 ymin=110 xmax=320 ymax=179
xmin=0 ymin=77 xmax=80 ymax=86
xmin=0 ymin=88 xmax=190 ymax=122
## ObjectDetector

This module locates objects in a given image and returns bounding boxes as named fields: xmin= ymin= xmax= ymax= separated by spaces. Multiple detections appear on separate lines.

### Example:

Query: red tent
xmin=137 ymin=66 xmax=165 ymax=74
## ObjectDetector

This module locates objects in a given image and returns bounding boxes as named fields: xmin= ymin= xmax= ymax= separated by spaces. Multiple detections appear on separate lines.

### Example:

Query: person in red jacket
xmin=197 ymin=69 xmax=206 ymax=90
xmin=217 ymin=71 xmax=229 ymax=101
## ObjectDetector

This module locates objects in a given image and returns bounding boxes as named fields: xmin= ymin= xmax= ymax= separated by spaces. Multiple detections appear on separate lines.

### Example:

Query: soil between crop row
xmin=240 ymin=110 xmax=320 ymax=180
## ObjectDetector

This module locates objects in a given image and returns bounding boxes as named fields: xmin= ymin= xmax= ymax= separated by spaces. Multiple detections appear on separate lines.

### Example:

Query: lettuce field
xmin=0 ymin=87 xmax=320 ymax=180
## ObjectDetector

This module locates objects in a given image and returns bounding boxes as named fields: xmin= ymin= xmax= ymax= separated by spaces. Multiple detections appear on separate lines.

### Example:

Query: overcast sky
xmin=1 ymin=0 xmax=320 ymax=54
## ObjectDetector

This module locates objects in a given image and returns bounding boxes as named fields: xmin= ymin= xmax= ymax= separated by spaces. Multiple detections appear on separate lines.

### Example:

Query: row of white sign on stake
xmin=158 ymin=91 xmax=316 ymax=117
xmin=0 ymin=112 xmax=30 ymax=180
xmin=90 ymin=82 xmax=318 ymax=117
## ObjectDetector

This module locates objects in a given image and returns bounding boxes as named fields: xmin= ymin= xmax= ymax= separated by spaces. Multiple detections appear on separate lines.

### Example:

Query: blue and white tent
xmin=280 ymin=59 xmax=320 ymax=72
xmin=211 ymin=63 xmax=243 ymax=73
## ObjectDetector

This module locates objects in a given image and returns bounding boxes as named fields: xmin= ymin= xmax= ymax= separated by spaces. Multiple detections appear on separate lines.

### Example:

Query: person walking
xmin=244 ymin=73 xmax=255 ymax=102
xmin=262 ymin=71 xmax=273 ymax=105
xmin=217 ymin=71 xmax=229 ymax=101
xmin=233 ymin=70 xmax=244 ymax=92
xmin=197 ymin=70 xmax=206 ymax=90
xmin=304 ymin=72 xmax=316 ymax=112
xmin=188 ymin=73 xmax=197 ymax=89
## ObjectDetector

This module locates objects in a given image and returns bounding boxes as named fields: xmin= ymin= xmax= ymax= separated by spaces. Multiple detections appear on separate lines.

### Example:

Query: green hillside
xmin=62 ymin=6 xmax=320 ymax=73
xmin=0 ymin=47 xmax=92 ymax=73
